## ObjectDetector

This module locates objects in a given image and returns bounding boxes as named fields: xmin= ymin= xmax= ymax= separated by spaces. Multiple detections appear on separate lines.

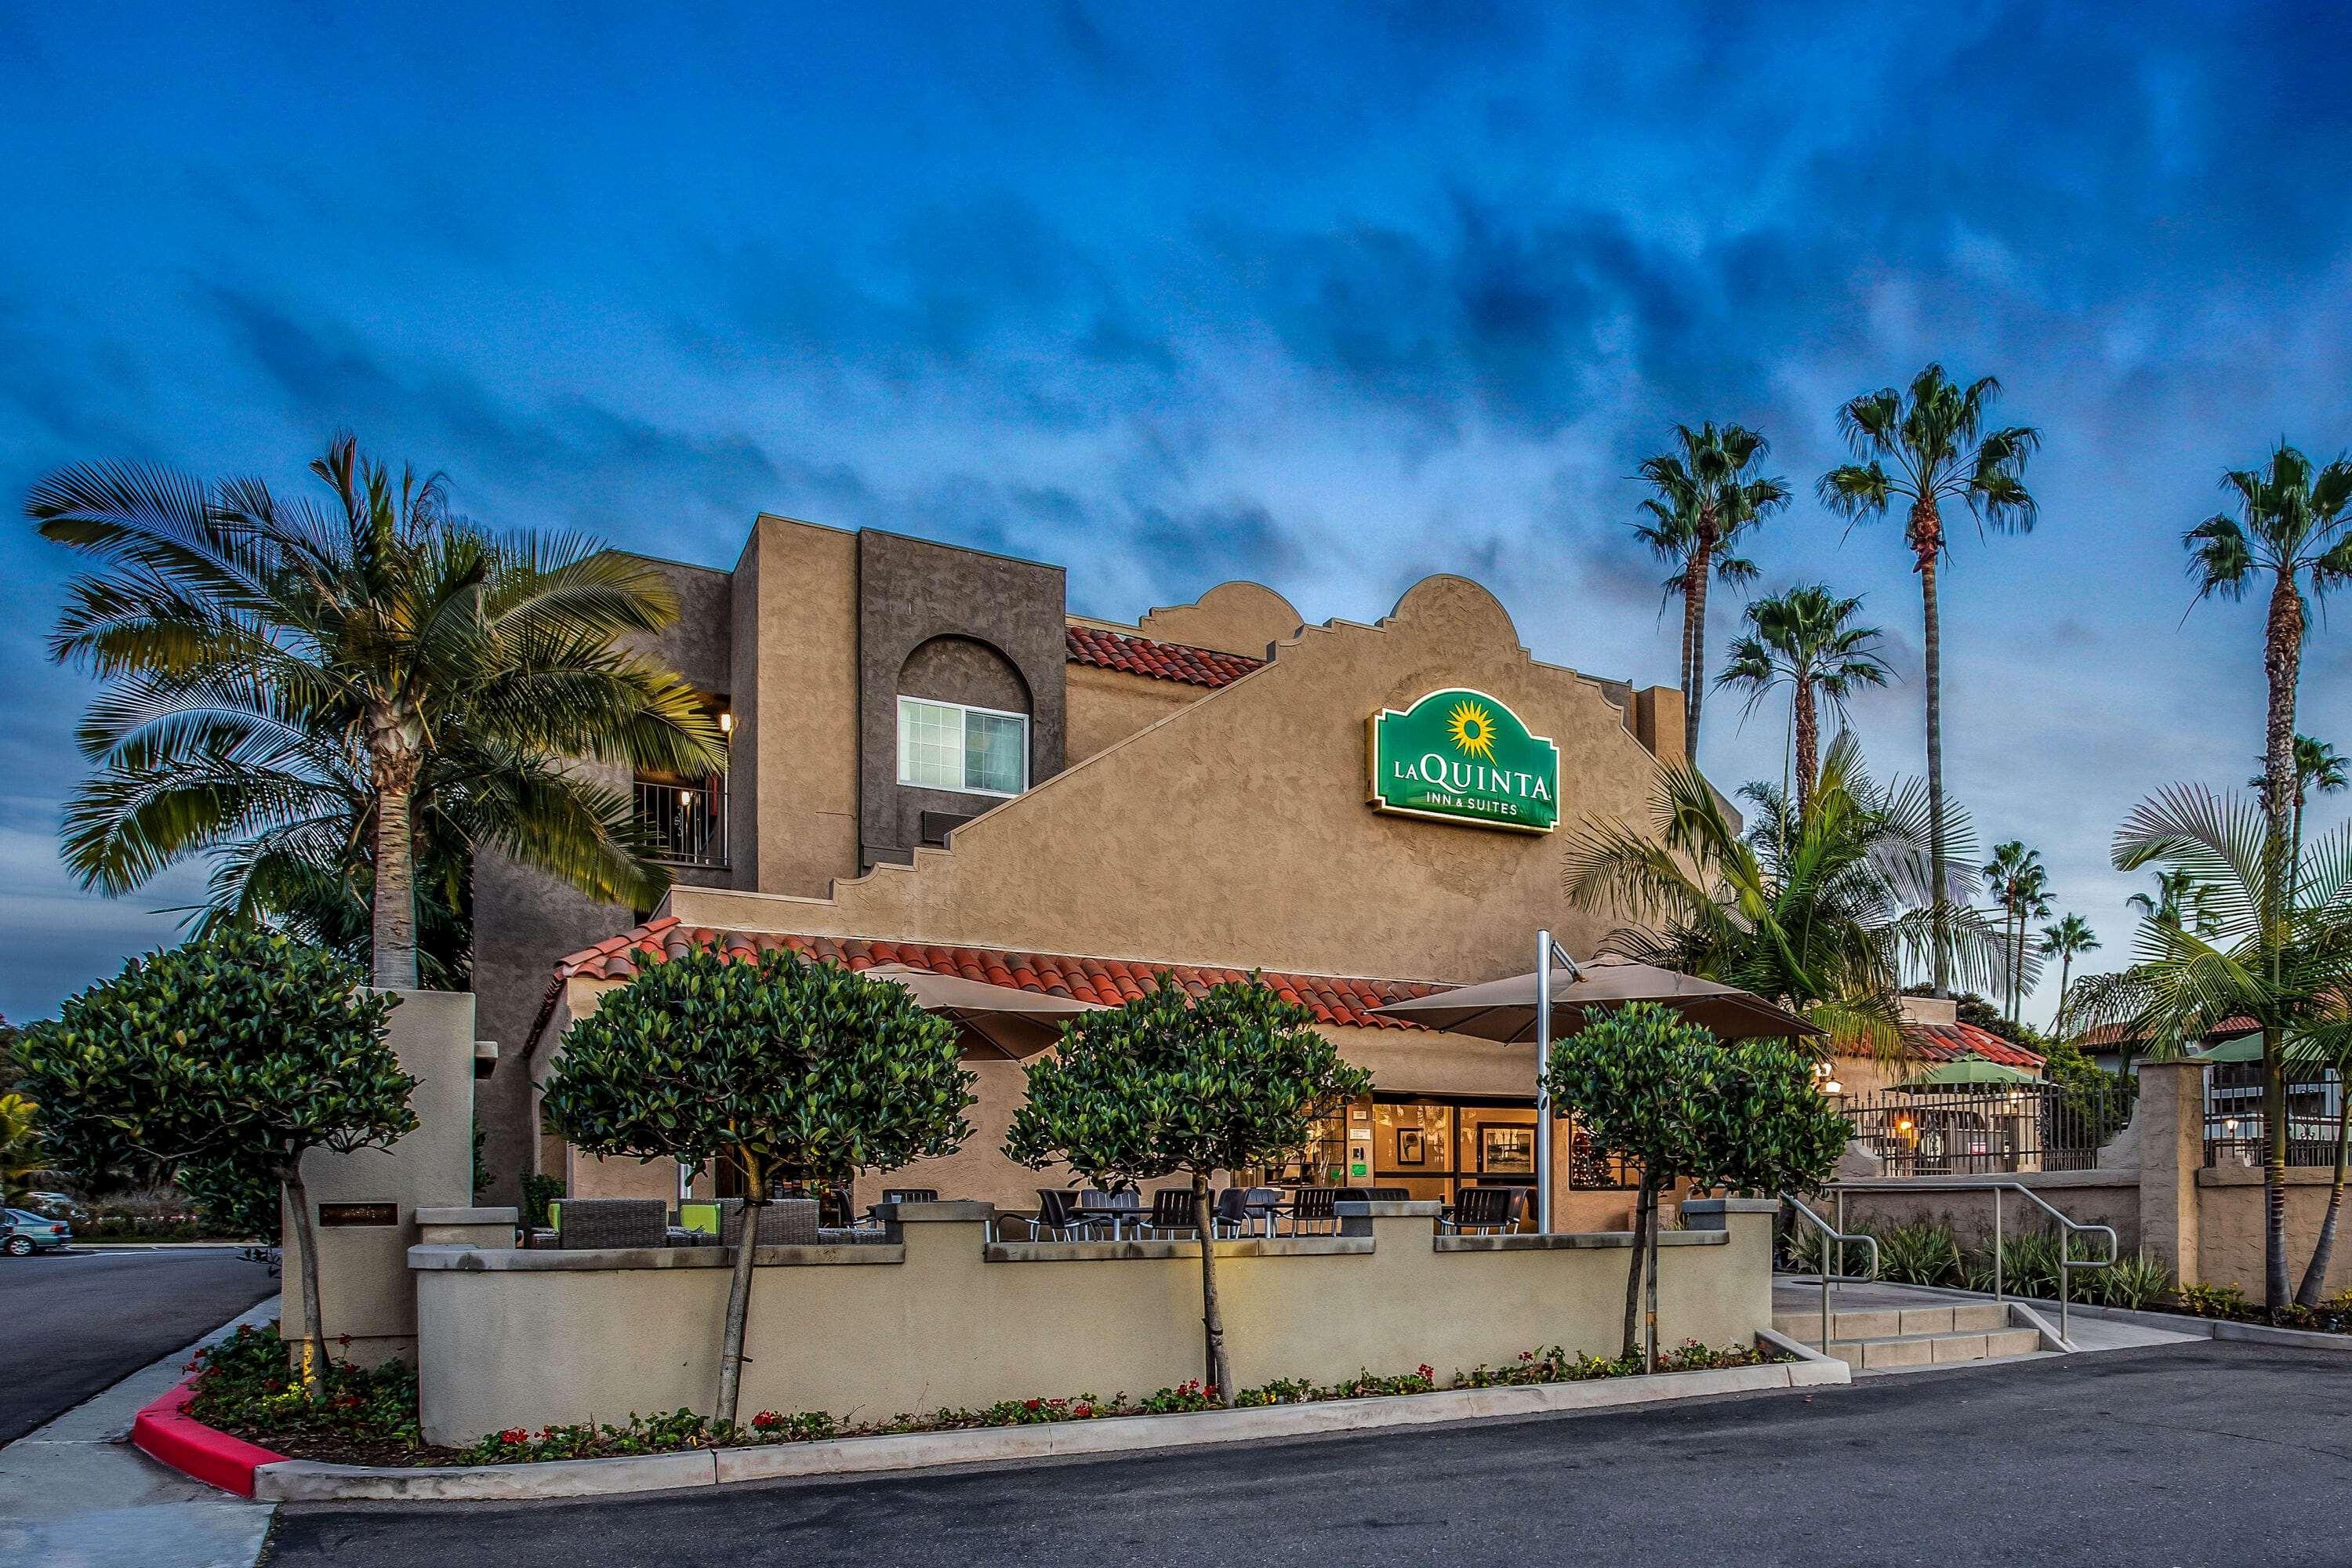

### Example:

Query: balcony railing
xmin=635 ymin=775 xmax=728 ymax=868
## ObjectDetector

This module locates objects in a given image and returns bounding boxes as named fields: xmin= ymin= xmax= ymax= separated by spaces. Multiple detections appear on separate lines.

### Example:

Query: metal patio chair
xmin=1284 ymin=1186 xmax=1341 ymax=1236
xmin=1439 ymin=1185 xmax=1517 ymax=1235
xmin=1138 ymin=1187 xmax=1205 ymax=1238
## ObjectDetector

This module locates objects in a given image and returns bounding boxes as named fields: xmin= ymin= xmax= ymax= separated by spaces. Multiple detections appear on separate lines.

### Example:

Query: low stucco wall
xmin=1818 ymin=1172 xmax=2143 ymax=1259
xmin=411 ymin=1199 xmax=1775 ymax=1445
xmin=2196 ymin=1168 xmax=2352 ymax=1297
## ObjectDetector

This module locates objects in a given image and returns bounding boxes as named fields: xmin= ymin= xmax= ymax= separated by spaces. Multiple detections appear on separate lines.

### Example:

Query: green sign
xmin=1367 ymin=688 xmax=1559 ymax=833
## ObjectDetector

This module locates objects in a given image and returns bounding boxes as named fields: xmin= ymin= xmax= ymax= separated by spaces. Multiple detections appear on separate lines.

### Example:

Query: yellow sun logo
xmin=1446 ymin=699 xmax=1499 ymax=762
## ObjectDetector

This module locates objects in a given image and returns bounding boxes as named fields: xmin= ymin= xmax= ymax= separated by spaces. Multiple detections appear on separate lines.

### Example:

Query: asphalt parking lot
xmin=267 ymin=1339 xmax=2352 ymax=1568
xmin=0 ymin=1247 xmax=275 ymax=1443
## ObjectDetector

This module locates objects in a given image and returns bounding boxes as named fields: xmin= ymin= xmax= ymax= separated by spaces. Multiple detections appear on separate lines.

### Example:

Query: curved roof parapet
xmin=1133 ymin=580 xmax=1303 ymax=659
xmin=1385 ymin=574 xmax=1522 ymax=651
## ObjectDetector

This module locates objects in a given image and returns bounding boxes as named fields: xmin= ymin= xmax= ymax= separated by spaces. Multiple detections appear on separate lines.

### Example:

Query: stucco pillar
xmin=2136 ymin=1059 xmax=2205 ymax=1288
xmin=1679 ymin=1197 xmax=1777 ymax=1339
xmin=284 ymin=988 xmax=477 ymax=1367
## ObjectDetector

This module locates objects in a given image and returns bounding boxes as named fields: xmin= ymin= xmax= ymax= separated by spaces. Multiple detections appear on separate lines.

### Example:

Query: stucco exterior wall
xmin=1818 ymin=1173 xmax=2143 ymax=1259
xmin=735 ymin=516 xmax=862 ymax=896
xmin=666 ymin=574 xmax=1664 ymax=984
xmin=2194 ymin=1168 xmax=2352 ymax=1298
xmin=411 ymin=1200 xmax=1774 ymax=1443
xmin=1131 ymin=580 xmax=1302 ymax=659
xmin=1065 ymin=662 xmax=1206 ymax=764
xmin=285 ymin=989 xmax=477 ymax=1366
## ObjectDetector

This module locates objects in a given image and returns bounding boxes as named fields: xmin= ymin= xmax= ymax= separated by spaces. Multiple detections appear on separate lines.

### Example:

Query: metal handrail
xmin=1784 ymin=1195 xmax=1881 ymax=1351
xmin=1822 ymin=1178 xmax=2119 ymax=1345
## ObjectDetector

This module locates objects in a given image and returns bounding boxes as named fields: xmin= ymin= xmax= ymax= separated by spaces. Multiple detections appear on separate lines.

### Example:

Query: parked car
xmin=24 ymin=1192 xmax=88 ymax=1223
xmin=4 ymin=1208 xmax=73 ymax=1255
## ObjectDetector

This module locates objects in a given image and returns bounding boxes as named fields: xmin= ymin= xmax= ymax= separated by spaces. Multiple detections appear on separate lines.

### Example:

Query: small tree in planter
xmin=1004 ymin=975 xmax=1373 ymax=1406
xmin=21 ymin=927 xmax=415 ymax=1393
xmin=540 ymin=946 xmax=971 ymax=1426
xmin=1545 ymin=1002 xmax=1846 ymax=1363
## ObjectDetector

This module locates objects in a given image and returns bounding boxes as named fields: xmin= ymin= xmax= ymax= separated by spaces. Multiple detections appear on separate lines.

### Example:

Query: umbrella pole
xmin=1537 ymin=931 xmax=1553 ymax=1237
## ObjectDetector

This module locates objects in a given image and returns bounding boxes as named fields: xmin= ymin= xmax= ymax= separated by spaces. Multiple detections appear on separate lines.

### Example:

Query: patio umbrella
xmin=1891 ymin=1057 xmax=2040 ymax=1091
xmin=1370 ymin=953 xmax=1822 ymax=1042
xmin=857 ymin=964 xmax=1102 ymax=1060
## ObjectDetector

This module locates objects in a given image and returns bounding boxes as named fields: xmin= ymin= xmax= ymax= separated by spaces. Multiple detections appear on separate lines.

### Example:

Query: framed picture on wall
xmin=1481 ymin=1125 xmax=1535 ymax=1175
xmin=1397 ymin=1127 xmax=1426 ymax=1166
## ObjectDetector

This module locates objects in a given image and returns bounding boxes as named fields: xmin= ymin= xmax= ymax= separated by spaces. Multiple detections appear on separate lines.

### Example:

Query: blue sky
xmin=4 ymin=2 xmax=2350 ymax=1025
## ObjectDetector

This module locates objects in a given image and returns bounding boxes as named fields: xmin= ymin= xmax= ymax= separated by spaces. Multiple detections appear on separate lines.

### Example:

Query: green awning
xmin=1892 ymin=1057 xmax=2042 ymax=1090
xmin=2191 ymin=1034 xmax=2264 ymax=1065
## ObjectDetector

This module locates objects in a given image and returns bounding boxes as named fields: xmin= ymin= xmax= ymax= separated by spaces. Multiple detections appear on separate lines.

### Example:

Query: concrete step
xmin=1815 ymin=1327 xmax=2045 ymax=1370
xmin=1771 ymin=1302 xmax=2010 ymax=1344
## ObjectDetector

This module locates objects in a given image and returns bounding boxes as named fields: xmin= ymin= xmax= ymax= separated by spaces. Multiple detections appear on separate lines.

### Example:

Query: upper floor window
xmin=898 ymin=695 xmax=1028 ymax=797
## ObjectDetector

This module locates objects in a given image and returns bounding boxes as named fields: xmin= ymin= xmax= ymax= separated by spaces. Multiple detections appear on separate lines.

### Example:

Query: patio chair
xmin=555 ymin=1198 xmax=667 ymax=1250
xmin=1075 ymin=1188 xmax=1139 ymax=1238
xmin=1241 ymin=1185 xmax=1287 ymax=1236
xmin=717 ymin=1196 xmax=821 ymax=1247
xmin=1212 ymin=1187 xmax=1254 ymax=1237
xmin=856 ymin=1186 xmax=940 ymax=1232
xmin=1015 ymin=1187 xmax=1089 ymax=1240
xmin=1138 ymin=1187 xmax=1204 ymax=1238
xmin=1285 ymin=1186 xmax=1341 ymax=1236
xmin=1439 ymin=1185 xmax=1517 ymax=1235
xmin=1364 ymin=1186 xmax=1410 ymax=1203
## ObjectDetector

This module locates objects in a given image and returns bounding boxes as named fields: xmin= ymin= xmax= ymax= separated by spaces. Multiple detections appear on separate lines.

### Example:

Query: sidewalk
xmin=0 ymin=1296 xmax=279 ymax=1568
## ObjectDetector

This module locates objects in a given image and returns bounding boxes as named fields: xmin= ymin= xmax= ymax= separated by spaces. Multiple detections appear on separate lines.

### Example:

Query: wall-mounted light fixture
xmin=718 ymin=710 xmax=734 ymax=734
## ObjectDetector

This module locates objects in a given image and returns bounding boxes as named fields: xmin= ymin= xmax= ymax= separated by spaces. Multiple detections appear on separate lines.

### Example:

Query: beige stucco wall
xmin=411 ymin=1200 xmax=1774 ymax=1443
xmin=2194 ymin=1168 xmax=2352 ymax=1298
xmin=666 ymin=574 xmax=1665 ymax=985
xmin=1819 ymin=1173 xmax=2143 ymax=1259
xmin=734 ymin=516 xmax=862 ymax=896
xmin=1130 ymin=580 xmax=1303 ymax=659
xmin=284 ymin=989 xmax=477 ymax=1366
xmin=1064 ymin=661 xmax=1208 ymax=765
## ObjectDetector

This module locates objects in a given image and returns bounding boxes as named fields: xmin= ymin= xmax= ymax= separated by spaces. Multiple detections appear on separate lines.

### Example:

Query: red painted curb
xmin=130 ymin=1374 xmax=288 ymax=1499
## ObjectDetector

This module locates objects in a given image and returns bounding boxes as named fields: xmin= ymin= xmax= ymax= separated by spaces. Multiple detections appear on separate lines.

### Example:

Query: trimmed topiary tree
xmin=540 ymin=946 xmax=972 ymax=1426
xmin=1545 ymin=1002 xmax=1847 ymax=1363
xmin=20 ymin=927 xmax=415 ymax=1392
xmin=1004 ymin=974 xmax=1374 ymax=1406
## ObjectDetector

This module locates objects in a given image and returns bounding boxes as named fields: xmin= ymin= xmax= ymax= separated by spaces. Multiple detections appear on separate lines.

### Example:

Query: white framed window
xmin=897 ymin=695 xmax=1029 ymax=797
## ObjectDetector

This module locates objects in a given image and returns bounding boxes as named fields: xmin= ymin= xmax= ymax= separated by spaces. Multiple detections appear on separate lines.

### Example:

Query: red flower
xmin=752 ymin=1411 xmax=783 ymax=1431
xmin=1073 ymin=1403 xmax=1093 ymax=1418
xmin=1518 ymin=1350 xmax=1534 ymax=1361
xmin=499 ymin=1428 xmax=529 ymax=1445
xmin=1023 ymin=1399 xmax=1043 ymax=1411
xmin=1417 ymin=1365 xmax=1434 ymax=1381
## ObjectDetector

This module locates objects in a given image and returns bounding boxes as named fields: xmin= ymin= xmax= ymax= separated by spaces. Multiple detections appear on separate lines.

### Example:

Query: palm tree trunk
xmin=368 ymin=739 xmax=422 ymax=991
xmin=1914 ymin=510 xmax=1951 ymax=997
xmin=1792 ymin=673 xmax=1819 ymax=818
xmin=284 ymin=1163 xmax=327 ymax=1398
xmin=2056 ymin=956 xmax=2072 ymax=1042
xmin=717 ymin=1162 xmax=765 ymax=1425
xmin=1192 ymin=1171 xmax=1233 ymax=1406
xmin=1621 ymin=1169 xmax=1657 ymax=1361
xmin=2260 ymin=578 xmax=2303 ymax=1312
xmin=1679 ymin=567 xmax=1699 ymax=739
xmin=1685 ymin=543 xmax=1712 ymax=757
xmin=2295 ymin=1087 xmax=2352 ymax=1308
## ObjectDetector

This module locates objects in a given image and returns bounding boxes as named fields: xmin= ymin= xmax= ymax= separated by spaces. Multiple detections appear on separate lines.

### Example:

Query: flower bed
xmin=183 ymin=1323 xmax=1783 ymax=1468
xmin=2160 ymin=1282 xmax=2352 ymax=1333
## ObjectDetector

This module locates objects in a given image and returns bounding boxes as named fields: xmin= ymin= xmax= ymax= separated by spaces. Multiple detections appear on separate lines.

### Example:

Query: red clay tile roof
xmin=1065 ymin=624 xmax=1265 ymax=688
xmin=554 ymin=916 xmax=1442 ymax=1031
xmin=1900 ymin=1021 xmax=2045 ymax=1069
xmin=2074 ymin=1017 xmax=2259 ymax=1051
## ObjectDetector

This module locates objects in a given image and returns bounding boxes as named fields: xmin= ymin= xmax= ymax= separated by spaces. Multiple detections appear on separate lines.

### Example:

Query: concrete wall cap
xmin=984 ymin=1237 xmax=1374 ymax=1263
xmin=885 ymin=1200 xmax=996 ymax=1221
xmin=1434 ymin=1230 xmax=1727 ymax=1252
xmin=416 ymin=1207 xmax=518 ymax=1225
xmin=1680 ymin=1198 xmax=1781 ymax=1215
xmin=408 ymin=1243 xmax=905 ymax=1271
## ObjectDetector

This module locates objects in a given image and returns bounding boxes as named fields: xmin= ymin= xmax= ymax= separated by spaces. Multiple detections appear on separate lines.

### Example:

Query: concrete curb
xmin=247 ymin=1356 xmax=1847 ymax=1503
xmin=130 ymin=1375 xmax=290 ymax=1499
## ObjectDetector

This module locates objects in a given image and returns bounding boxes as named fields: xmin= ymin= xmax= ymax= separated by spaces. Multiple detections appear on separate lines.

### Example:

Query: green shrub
xmin=1876 ymin=1221 xmax=1963 ymax=1287
xmin=520 ymin=1174 xmax=564 ymax=1231
xmin=2172 ymin=1282 xmax=2249 ymax=1318
xmin=2094 ymin=1250 xmax=2174 ymax=1309
xmin=184 ymin=1323 xmax=421 ymax=1450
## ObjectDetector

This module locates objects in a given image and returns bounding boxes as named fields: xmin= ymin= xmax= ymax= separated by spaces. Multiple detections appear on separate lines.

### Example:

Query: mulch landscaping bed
xmin=185 ymin=1321 xmax=1787 ymax=1469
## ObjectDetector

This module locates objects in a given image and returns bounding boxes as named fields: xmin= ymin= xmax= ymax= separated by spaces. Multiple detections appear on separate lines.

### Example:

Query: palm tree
xmin=1635 ymin=423 xmax=1790 ymax=760
xmin=2250 ymin=734 xmax=2352 ymax=906
xmin=2181 ymin=445 xmax=2352 ymax=1309
xmin=1563 ymin=731 xmax=2009 ymax=1058
xmin=2108 ymin=785 xmax=2352 ymax=1312
xmin=1820 ymin=366 xmax=2039 ymax=996
xmin=1715 ymin=585 xmax=1893 ymax=818
xmin=2128 ymin=866 xmax=2217 ymax=936
xmin=31 ymin=435 xmax=729 ymax=989
xmin=2038 ymin=915 xmax=2100 ymax=1040
xmin=1981 ymin=842 xmax=2051 ymax=1024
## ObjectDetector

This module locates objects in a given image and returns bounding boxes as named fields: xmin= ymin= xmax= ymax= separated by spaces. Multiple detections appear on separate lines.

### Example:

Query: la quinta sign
xmin=1367 ymin=689 xmax=1559 ymax=833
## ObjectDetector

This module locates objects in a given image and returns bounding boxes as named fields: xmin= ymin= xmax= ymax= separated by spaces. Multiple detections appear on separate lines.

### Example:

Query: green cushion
xmin=678 ymin=1201 xmax=720 ymax=1235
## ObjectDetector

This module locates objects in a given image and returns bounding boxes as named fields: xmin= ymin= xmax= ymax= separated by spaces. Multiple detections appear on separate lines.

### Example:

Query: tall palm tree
xmin=2251 ymin=734 xmax=2352 ymax=906
xmin=2127 ymin=866 xmax=2223 ymax=941
xmin=1715 ymin=585 xmax=1893 ymax=818
xmin=31 ymin=435 xmax=729 ymax=989
xmin=2182 ymin=445 xmax=2352 ymax=1308
xmin=1563 ymin=732 xmax=2009 ymax=1058
xmin=2038 ymin=914 xmax=2100 ymax=1040
xmin=2108 ymin=786 xmax=2352 ymax=1312
xmin=1635 ymin=422 xmax=1790 ymax=760
xmin=1820 ymin=366 xmax=2039 ymax=996
xmin=1981 ymin=842 xmax=2050 ymax=1024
